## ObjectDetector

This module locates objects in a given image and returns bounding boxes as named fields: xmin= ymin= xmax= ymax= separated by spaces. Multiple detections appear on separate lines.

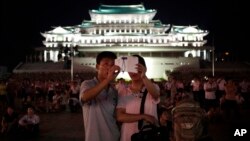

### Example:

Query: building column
xmin=204 ymin=50 xmax=207 ymax=60
xmin=44 ymin=50 xmax=47 ymax=62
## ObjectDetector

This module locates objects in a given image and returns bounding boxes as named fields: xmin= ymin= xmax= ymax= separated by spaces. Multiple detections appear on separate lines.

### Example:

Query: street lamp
xmin=212 ymin=48 xmax=214 ymax=77
xmin=71 ymin=46 xmax=74 ymax=81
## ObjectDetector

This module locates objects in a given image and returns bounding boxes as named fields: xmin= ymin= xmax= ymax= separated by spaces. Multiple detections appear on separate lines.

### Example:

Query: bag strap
xmin=138 ymin=89 xmax=148 ymax=130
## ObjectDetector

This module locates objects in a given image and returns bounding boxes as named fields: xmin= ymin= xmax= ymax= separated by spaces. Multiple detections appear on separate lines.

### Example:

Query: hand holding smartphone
xmin=115 ymin=56 xmax=138 ymax=73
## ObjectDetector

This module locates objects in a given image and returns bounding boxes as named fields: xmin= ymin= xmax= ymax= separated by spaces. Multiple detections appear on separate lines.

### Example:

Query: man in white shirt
xmin=216 ymin=76 xmax=226 ymax=101
xmin=18 ymin=106 xmax=40 ymax=136
xmin=80 ymin=51 xmax=120 ymax=141
xmin=204 ymin=76 xmax=218 ymax=118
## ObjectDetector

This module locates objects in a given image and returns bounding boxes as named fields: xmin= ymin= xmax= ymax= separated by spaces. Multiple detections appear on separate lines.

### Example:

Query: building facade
xmin=40 ymin=4 xmax=212 ymax=79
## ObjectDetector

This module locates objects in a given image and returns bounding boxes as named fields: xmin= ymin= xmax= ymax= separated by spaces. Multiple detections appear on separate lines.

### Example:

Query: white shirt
xmin=19 ymin=114 xmax=40 ymax=125
xmin=80 ymin=77 xmax=120 ymax=141
xmin=204 ymin=82 xmax=217 ymax=100
xmin=191 ymin=80 xmax=201 ymax=91
xmin=117 ymin=84 xmax=160 ymax=141
xmin=217 ymin=79 xmax=226 ymax=91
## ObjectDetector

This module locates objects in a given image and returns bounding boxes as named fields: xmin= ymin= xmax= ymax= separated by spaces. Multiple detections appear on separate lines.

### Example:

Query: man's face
xmin=161 ymin=111 xmax=170 ymax=121
xmin=97 ymin=58 xmax=115 ymax=78
xmin=208 ymin=77 xmax=214 ymax=83
xmin=7 ymin=107 xmax=13 ymax=115
xmin=27 ymin=108 xmax=34 ymax=116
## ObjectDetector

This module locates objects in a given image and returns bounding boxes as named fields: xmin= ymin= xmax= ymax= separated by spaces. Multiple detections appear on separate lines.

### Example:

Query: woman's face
xmin=128 ymin=63 xmax=145 ymax=81
xmin=128 ymin=72 xmax=141 ymax=81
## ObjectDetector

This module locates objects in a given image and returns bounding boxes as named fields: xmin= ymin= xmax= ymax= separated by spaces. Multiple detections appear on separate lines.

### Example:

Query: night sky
xmin=0 ymin=0 xmax=247 ymax=70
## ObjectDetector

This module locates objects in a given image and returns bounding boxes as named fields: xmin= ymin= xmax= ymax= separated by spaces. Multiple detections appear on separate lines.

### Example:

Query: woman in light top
xmin=223 ymin=79 xmax=239 ymax=120
xmin=116 ymin=55 xmax=160 ymax=141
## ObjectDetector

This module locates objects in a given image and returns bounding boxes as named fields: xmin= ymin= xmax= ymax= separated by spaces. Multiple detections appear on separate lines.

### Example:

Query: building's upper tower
xmin=89 ymin=4 xmax=156 ymax=24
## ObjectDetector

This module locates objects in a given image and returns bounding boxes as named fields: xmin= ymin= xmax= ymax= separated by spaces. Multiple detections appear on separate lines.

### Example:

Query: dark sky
xmin=0 ymin=0 xmax=247 ymax=70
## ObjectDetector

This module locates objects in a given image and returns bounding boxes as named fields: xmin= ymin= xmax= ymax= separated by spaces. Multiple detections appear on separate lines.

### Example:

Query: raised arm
xmin=142 ymin=76 xmax=160 ymax=100
xmin=80 ymin=65 xmax=120 ymax=102
xmin=80 ymin=79 xmax=111 ymax=102
xmin=138 ymin=64 xmax=160 ymax=100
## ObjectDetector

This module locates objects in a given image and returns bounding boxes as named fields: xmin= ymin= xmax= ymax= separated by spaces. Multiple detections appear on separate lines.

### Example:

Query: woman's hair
xmin=132 ymin=54 xmax=146 ymax=68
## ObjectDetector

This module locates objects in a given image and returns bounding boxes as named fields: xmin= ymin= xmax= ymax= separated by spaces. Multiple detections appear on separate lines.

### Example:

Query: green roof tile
xmin=90 ymin=4 xmax=156 ymax=14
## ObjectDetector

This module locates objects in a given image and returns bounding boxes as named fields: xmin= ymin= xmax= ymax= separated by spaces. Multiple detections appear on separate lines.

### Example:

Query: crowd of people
xmin=0 ymin=51 xmax=250 ymax=141
xmin=1 ymin=106 xmax=40 ymax=140
xmin=0 ymin=74 xmax=83 ymax=140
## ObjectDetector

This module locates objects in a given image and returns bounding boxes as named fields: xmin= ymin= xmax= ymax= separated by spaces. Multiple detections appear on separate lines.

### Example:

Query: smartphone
xmin=115 ymin=56 xmax=138 ymax=73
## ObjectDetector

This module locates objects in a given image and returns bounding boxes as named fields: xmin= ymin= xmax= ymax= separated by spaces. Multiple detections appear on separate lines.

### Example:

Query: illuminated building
xmin=40 ymin=4 xmax=211 ymax=79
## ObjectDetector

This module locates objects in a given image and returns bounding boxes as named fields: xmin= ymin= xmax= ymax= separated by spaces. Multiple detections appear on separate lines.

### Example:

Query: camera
xmin=115 ymin=56 xmax=138 ymax=73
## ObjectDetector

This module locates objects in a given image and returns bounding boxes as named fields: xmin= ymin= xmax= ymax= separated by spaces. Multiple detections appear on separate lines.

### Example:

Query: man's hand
xmin=106 ymin=65 xmax=120 ymax=82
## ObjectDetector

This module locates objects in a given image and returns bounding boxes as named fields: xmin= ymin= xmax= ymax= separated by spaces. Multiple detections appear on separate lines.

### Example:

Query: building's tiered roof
xmin=90 ymin=4 xmax=156 ymax=14
xmin=48 ymin=26 xmax=72 ymax=34
xmin=41 ymin=26 xmax=73 ymax=38
xmin=171 ymin=25 xmax=208 ymax=34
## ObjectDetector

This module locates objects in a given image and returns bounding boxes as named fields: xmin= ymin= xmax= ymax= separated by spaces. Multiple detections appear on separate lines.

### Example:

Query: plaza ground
xmin=1 ymin=108 xmax=250 ymax=141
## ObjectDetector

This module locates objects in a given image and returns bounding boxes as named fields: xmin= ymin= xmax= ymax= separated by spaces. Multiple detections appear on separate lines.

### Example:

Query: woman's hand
xmin=141 ymin=114 xmax=158 ymax=125
xmin=136 ymin=64 xmax=147 ymax=79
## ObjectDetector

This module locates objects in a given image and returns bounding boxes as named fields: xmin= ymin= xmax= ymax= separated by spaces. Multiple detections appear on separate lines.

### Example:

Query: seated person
xmin=21 ymin=95 xmax=34 ymax=112
xmin=69 ymin=81 xmax=80 ymax=99
xmin=158 ymin=107 xmax=173 ymax=141
xmin=18 ymin=106 xmax=40 ymax=136
xmin=36 ymin=97 xmax=46 ymax=112
xmin=68 ymin=97 xmax=80 ymax=112
xmin=1 ymin=106 xmax=19 ymax=134
xmin=50 ymin=90 xmax=63 ymax=112
xmin=159 ymin=95 xmax=174 ymax=109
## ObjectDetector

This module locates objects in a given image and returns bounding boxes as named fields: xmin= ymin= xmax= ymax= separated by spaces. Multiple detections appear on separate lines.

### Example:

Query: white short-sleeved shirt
xmin=19 ymin=114 xmax=40 ymax=125
xmin=204 ymin=82 xmax=217 ymax=99
xmin=217 ymin=79 xmax=226 ymax=91
xmin=80 ymin=77 xmax=120 ymax=141
xmin=117 ymin=84 xmax=160 ymax=141
xmin=191 ymin=80 xmax=201 ymax=91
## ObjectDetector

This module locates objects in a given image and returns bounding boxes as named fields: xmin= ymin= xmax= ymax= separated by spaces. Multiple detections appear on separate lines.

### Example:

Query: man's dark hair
xmin=7 ymin=105 xmax=14 ymax=110
xmin=132 ymin=54 xmax=146 ymax=68
xmin=157 ymin=107 xmax=168 ymax=117
xmin=96 ymin=51 xmax=117 ymax=64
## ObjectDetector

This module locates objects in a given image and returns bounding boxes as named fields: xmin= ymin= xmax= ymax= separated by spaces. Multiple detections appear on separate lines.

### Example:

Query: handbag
xmin=131 ymin=124 xmax=162 ymax=141
xmin=131 ymin=89 xmax=163 ymax=141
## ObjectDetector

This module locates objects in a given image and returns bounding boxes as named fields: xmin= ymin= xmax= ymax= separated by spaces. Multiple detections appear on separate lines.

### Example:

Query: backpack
xmin=171 ymin=99 xmax=206 ymax=141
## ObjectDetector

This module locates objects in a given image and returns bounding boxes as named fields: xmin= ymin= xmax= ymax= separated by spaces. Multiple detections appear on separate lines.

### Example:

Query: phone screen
xmin=115 ymin=56 xmax=138 ymax=73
